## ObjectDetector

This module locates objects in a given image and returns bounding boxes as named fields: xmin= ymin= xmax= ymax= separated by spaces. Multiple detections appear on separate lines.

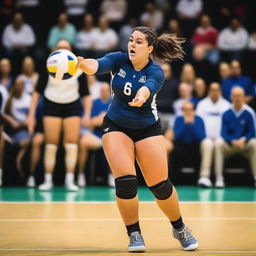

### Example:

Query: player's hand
xmin=128 ymin=95 xmax=146 ymax=107
xmin=77 ymin=56 xmax=85 ymax=69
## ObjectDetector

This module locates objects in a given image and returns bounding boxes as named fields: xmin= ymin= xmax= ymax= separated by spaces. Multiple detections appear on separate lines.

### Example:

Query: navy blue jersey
xmin=96 ymin=52 xmax=165 ymax=128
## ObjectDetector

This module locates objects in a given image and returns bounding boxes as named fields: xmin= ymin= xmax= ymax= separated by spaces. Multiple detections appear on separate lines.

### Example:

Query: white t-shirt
xmin=11 ymin=93 xmax=32 ymax=122
xmin=2 ymin=24 xmax=35 ymax=49
xmin=218 ymin=27 xmax=249 ymax=50
xmin=17 ymin=73 xmax=39 ymax=95
xmin=196 ymin=96 xmax=230 ymax=138
xmin=75 ymin=28 xmax=97 ymax=50
xmin=176 ymin=0 xmax=203 ymax=18
xmin=44 ymin=69 xmax=83 ymax=104
xmin=91 ymin=28 xmax=118 ymax=50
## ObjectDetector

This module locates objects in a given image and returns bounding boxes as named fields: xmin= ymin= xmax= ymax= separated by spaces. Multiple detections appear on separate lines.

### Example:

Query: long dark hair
xmin=132 ymin=26 xmax=185 ymax=62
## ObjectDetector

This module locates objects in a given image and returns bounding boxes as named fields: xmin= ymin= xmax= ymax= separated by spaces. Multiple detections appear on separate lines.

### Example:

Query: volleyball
xmin=46 ymin=49 xmax=78 ymax=80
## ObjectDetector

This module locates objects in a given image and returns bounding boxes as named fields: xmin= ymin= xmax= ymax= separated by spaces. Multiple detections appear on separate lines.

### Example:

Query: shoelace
xmin=178 ymin=228 xmax=193 ymax=242
xmin=130 ymin=232 xmax=143 ymax=243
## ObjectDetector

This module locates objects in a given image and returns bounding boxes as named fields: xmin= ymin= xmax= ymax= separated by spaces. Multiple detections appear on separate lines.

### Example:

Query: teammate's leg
xmin=135 ymin=135 xmax=199 ymax=251
xmin=63 ymin=116 xmax=80 ymax=191
xmin=39 ymin=116 xmax=62 ymax=190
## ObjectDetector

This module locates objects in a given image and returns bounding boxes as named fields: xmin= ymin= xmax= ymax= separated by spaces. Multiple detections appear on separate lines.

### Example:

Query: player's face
xmin=128 ymin=31 xmax=153 ymax=62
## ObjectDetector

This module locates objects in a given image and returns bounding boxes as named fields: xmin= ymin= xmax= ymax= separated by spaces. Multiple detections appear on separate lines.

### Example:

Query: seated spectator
xmin=218 ymin=18 xmax=249 ymax=61
xmin=63 ymin=0 xmax=88 ymax=28
xmin=193 ymin=77 xmax=207 ymax=104
xmin=47 ymin=13 xmax=77 ymax=50
xmin=196 ymin=82 xmax=230 ymax=187
xmin=157 ymin=63 xmax=179 ymax=131
xmin=118 ymin=17 xmax=137 ymax=52
xmin=91 ymin=16 xmax=118 ymax=58
xmin=78 ymin=82 xmax=112 ymax=187
xmin=218 ymin=62 xmax=230 ymax=82
xmin=75 ymin=14 xmax=96 ymax=58
xmin=221 ymin=60 xmax=254 ymax=104
xmin=191 ymin=45 xmax=218 ymax=84
xmin=192 ymin=14 xmax=219 ymax=64
xmin=2 ymin=12 xmax=36 ymax=74
xmin=215 ymin=87 xmax=256 ymax=187
xmin=0 ymin=58 xmax=13 ymax=91
xmin=248 ymin=32 xmax=256 ymax=50
xmin=140 ymin=2 xmax=164 ymax=31
xmin=175 ymin=0 xmax=203 ymax=37
xmin=172 ymin=101 xmax=206 ymax=180
xmin=173 ymin=82 xmax=196 ymax=116
xmin=100 ymin=0 xmax=127 ymax=31
xmin=3 ymin=78 xmax=32 ymax=177
xmin=180 ymin=63 xmax=196 ymax=87
xmin=17 ymin=56 xmax=39 ymax=95
xmin=166 ymin=19 xmax=183 ymax=38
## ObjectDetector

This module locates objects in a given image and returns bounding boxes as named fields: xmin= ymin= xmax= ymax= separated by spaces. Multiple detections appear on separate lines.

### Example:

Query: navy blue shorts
xmin=102 ymin=115 xmax=163 ymax=142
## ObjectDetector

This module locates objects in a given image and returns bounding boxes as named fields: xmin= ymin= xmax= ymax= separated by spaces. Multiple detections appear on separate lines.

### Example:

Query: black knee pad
xmin=149 ymin=179 xmax=173 ymax=200
xmin=115 ymin=175 xmax=138 ymax=199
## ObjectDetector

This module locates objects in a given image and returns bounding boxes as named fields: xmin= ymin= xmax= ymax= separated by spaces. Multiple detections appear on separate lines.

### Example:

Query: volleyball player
xmin=27 ymin=40 xmax=92 ymax=191
xmin=77 ymin=26 xmax=199 ymax=252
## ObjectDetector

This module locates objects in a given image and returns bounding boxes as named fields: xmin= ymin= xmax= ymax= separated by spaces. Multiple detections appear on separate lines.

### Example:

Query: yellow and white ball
xmin=46 ymin=49 xmax=78 ymax=80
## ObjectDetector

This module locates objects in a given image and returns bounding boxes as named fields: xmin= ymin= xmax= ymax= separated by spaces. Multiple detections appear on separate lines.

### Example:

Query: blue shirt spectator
xmin=221 ymin=60 xmax=254 ymax=103
xmin=221 ymin=107 xmax=255 ymax=144
xmin=174 ymin=101 xmax=206 ymax=144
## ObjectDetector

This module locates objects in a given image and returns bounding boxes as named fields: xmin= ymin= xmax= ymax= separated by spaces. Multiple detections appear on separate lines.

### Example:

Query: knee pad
xmin=64 ymin=143 xmax=78 ymax=170
xmin=115 ymin=175 xmax=138 ymax=199
xmin=149 ymin=179 xmax=173 ymax=200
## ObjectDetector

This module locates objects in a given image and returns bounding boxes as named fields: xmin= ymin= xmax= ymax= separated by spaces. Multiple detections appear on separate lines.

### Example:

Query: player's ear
xmin=148 ymin=45 xmax=153 ymax=55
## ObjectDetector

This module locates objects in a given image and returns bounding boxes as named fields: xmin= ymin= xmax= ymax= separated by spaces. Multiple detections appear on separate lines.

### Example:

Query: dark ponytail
xmin=132 ymin=26 xmax=185 ymax=62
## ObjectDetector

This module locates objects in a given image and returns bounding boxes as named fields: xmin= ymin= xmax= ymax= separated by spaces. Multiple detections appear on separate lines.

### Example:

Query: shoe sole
xmin=128 ymin=245 xmax=146 ymax=253
xmin=183 ymin=242 xmax=199 ymax=251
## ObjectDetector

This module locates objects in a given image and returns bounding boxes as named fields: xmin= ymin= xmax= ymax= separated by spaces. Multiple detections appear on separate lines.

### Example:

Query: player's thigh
xmin=102 ymin=131 xmax=136 ymax=178
xmin=63 ymin=116 xmax=81 ymax=144
xmin=43 ymin=116 xmax=62 ymax=144
xmin=135 ymin=135 xmax=168 ymax=186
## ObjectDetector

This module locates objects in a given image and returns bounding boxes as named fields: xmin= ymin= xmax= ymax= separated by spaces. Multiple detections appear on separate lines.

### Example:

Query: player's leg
xmin=63 ymin=116 xmax=80 ymax=191
xmin=27 ymin=132 xmax=44 ymax=187
xmin=102 ymin=131 xmax=145 ymax=252
xmin=78 ymin=133 xmax=102 ymax=187
xmin=135 ymin=135 xmax=198 ymax=251
xmin=39 ymin=116 xmax=62 ymax=190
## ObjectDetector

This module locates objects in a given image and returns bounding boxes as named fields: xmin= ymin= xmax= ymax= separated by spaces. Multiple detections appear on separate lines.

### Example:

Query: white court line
xmin=0 ymin=217 xmax=255 ymax=222
xmin=0 ymin=248 xmax=255 ymax=253
xmin=0 ymin=201 xmax=255 ymax=204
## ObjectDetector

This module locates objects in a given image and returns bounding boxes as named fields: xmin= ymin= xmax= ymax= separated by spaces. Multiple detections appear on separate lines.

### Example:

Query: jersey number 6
xmin=124 ymin=82 xmax=132 ymax=96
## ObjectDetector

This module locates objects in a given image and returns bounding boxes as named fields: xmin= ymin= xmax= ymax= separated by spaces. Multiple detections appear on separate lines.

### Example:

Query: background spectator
xmin=215 ymin=87 xmax=256 ymax=187
xmin=47 ymin=13 xmax=77 ymax=50
xmin=218 ymin=62 xmax=230 ymax=82
xmin=193 ymin=77 xmax=207 ymax=104
xmin=196 ymin=82 xmax=230 ymax=187
xmin=0 ymin=58 xmax=13 ymax=91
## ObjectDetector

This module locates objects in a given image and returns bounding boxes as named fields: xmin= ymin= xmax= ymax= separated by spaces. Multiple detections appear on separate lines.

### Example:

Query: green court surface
xmin=0 ymin=186 xmax=255 ymax=202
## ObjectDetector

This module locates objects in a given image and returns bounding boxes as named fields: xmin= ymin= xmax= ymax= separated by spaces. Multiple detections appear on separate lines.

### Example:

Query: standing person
xmin=77 ymin=26 xmax=198 ymax=252
xmin=27 ymin=39 xmax=92 ymax=191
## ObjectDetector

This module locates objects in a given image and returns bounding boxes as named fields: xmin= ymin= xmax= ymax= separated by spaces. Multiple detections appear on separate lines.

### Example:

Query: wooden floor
xmin=0 ymin=202 xmax=255 ymax=256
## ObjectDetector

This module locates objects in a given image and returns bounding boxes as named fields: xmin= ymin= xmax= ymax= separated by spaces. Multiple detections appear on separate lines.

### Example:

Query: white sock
xmin=65 ymin=173 xmax=74 ymax=185
xmin=45 ymin=173 xmax=52 ymax=184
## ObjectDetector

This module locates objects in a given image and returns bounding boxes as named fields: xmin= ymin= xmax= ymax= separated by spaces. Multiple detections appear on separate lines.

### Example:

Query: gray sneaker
xmin=173 ymin=226 xmax=199 ymax=251
xmin=128 ymin=231 xmax=145 ymax=253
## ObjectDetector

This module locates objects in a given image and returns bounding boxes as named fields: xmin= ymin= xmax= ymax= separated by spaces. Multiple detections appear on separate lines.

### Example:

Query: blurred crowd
xmin=0 ymin=0 xmax=256 ymax=188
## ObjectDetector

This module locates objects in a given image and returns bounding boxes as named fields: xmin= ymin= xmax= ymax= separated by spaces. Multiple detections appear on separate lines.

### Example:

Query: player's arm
xmin=77 ymin=57 xmax=99 ymax=75
xmin=129 ymin=86 xmax=150 ymax=107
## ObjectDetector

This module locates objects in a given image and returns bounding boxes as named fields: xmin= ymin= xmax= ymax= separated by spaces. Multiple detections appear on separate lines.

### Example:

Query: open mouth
xmin=130 ymin=49 xmax=136 ymax=54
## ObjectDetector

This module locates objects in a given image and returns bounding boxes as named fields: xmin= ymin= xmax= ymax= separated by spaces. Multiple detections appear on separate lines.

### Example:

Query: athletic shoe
xmin=38 ymin=182 xmax=53 ymax=191
xmin=215 ymin=177 xmax=225 ymax=188
xmin=26 ymin=175 xmax=36 ymax=188
xmin=108 ymin=173 xmax=115 ymax=187
xmin=198 ymin=177 xmax=212 ymax=188
xmin=128 ymin=231 xmax=146 ymax=252
xmin=66 ymin=183 xmax=79 ymax=191
xmin=172 ymin=225 xmax=199 ymax=251
xmin=78 ymin=173 xmax=86 ymax=187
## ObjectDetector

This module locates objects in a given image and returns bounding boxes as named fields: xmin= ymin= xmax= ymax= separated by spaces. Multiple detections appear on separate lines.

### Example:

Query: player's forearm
xmin=138 ymin=86 xmax=150 ymax=100
xmin=78 ymin=58 xmax=99 ymax=75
